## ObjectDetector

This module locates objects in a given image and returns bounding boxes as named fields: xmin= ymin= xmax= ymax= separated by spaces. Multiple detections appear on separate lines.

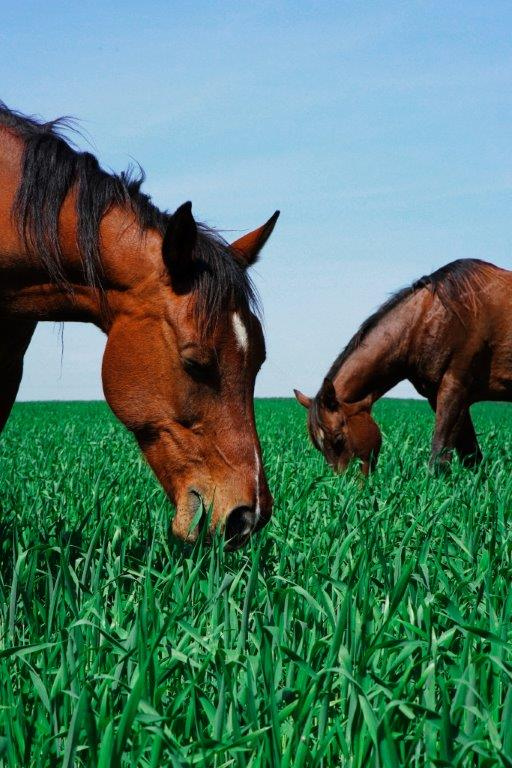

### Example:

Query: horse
xmin=294 ymin=259 xmax=512 ymax=474
xmin=0 ymin=103 xmax=279 ymax=549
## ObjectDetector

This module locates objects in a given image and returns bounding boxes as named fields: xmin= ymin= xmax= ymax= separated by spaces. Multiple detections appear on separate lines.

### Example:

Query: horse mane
xmin=326 ymin=258 xmax=499 ymax=381
xmin=0 ymin=102 xmax=258 ymax=327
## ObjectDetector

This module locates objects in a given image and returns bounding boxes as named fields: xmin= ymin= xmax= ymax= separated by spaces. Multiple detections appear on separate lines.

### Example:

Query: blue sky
xmin=3 ymin=1 xmax=512 ymax=399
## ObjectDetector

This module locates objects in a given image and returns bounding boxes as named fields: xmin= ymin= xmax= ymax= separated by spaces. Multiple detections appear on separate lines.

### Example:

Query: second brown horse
xmin=295 ymin=259 xmax=512 ymax=473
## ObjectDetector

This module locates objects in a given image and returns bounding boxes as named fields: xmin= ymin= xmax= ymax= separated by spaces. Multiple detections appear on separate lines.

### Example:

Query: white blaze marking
xmin=232 ymin=312 xmax=248 ymax=352
xmin=232 ymin=311 xmax=257 ymax=526
xmin=254 ymin=447 xmax=261 ymax=524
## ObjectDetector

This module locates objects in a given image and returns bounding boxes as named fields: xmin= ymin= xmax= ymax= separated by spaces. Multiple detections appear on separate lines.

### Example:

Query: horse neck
xmin=332 ymin=294 xmax=420 ymax=404
xmin=0 ymin=188 xmax=163 ymax=329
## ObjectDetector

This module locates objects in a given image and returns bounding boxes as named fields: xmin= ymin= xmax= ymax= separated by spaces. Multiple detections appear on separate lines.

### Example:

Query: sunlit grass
xmin=0 ymin=399 xmax=511 ymax=766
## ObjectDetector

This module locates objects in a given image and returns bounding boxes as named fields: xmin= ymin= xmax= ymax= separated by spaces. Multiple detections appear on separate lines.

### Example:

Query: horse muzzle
xmin=171 ymin=488 xmax=273 ymax=549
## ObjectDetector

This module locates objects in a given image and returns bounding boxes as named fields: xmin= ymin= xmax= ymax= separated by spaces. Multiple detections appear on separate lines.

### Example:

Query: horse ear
xmin=341 ymin=396 xmax=372 ymax=418
xmin=231 ymin=210 xmax=280 ymax=267
xmin=162 ymin=201 xmax=197 ymax=275
xmin=294 ymin=389 xmax=312 ymax=409
xmin=319 ymin=378 xmax=339 ymax=411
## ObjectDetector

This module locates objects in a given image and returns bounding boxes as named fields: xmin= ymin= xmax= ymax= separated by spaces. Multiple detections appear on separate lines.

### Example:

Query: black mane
xmin=326 ymin=258 xmax=497 ymax=381
xmin=0 ymin=102 xmax=257 ymax=325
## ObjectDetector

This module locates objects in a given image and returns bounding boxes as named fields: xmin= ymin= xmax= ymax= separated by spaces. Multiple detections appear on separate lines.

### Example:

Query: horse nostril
xmin=224 ymin=506 xmax=255 ymax=547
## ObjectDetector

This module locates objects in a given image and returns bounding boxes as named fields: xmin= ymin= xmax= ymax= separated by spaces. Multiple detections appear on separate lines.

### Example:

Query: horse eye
xmin=176 ymin=415 xmax=195 ymax=429
xmin=183 ymin=357 xmax=207 ymax=373
xmin=182 ymin=354 xmax=216 ymax=382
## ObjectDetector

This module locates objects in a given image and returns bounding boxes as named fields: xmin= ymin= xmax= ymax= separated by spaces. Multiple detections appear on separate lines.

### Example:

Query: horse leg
xmin=428 ymin=393 xmax=482 ymax=468
xmin=0 ymin=320 xmax=37 ymax=433
xmin=454 ymin=411 xmax=483 ymax=466
xmin=429 ymin=377 xmax=470 ymax=471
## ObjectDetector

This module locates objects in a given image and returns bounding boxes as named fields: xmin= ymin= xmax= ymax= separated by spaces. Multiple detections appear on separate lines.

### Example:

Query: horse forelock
xmin=0 ymin=102 xmax=258 ymax=332
xmin=191 ymin=225 xmax=260 ymax=336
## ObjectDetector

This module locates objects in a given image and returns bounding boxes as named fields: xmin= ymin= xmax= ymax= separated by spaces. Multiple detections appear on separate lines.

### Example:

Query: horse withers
xmin=295 ymin=259 xmax=512 ymax=473
xmin=0 ymin=103 xmax=279 ymax=549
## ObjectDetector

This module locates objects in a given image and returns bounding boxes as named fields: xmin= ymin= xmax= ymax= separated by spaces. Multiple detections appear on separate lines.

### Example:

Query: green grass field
xmin=0 ymin=399 xmax=511 ymax=767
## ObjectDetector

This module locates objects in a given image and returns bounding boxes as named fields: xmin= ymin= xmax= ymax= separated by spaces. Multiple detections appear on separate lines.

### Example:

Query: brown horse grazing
xmin=0 ymin=103 xmax=279 ymax=549
xmin=295 ymin=259 xmax=512 ymax=474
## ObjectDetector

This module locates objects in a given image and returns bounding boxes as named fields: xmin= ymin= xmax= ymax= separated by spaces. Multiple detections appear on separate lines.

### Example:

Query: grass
xmin=0 ymin=398 xmax=511 ymax=767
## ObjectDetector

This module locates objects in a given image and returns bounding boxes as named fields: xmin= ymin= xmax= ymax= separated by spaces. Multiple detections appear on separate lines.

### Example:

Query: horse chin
xmin=224 ymin=532 xmax=251 ymax=551
xmin=332 ymin=454 xmax=352 ymax=474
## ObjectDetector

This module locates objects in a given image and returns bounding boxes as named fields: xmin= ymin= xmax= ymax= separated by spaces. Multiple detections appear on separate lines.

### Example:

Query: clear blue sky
xmin=3 ymin=1 xmax=512 ymax=399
